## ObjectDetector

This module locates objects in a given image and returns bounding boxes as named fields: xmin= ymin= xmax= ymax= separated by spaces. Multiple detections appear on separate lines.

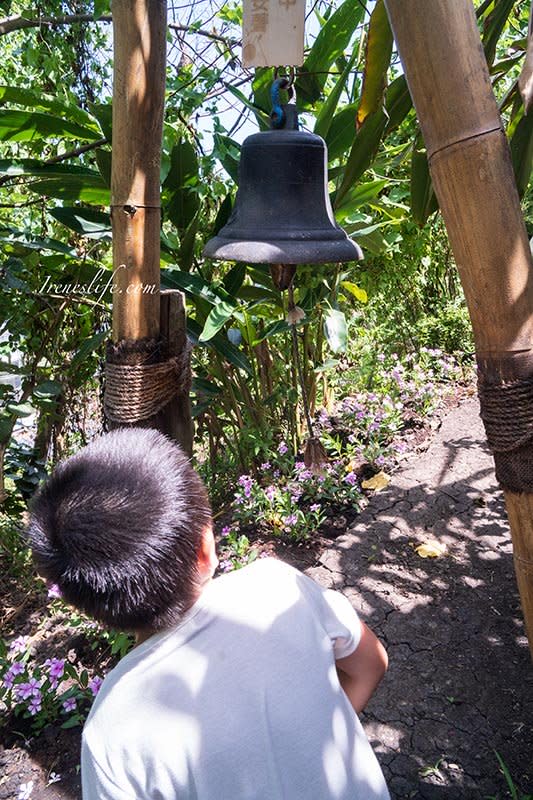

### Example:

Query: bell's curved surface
xmin=203 ymin=129 xmax=362 ymax=264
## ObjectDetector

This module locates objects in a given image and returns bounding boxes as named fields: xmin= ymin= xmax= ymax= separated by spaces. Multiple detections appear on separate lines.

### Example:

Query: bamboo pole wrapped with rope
xmin=105 ymin=0 xmax=193 ymax=452
xmin=383 ymin=0 xmax=533 ymax=658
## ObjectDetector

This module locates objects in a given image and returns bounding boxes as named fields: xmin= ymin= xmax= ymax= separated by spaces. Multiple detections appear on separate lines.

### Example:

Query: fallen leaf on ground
xmin=415 ymin=540 xmax=447 ymax=558
xmin=361 ymin=471 xmax=390 ymax=491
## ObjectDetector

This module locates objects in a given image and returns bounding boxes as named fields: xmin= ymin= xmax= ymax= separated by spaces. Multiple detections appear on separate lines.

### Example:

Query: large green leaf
xmin=223 ymin=263 xmax=246 ymax=297
xmin=187 ymin=318 xmax=252 ymax=375
xmin=482 ymin=0 xmax=516 ymax=66
xmin=213 ymin=134 xmax=241 ymax=184
xmin=0 ymin=86 xmax=100 ymax=130
xmin=511 ymin=110 xmax=533 ymax=197
xmin=0 ymin=159 xmax=102 ymax=180
xmin=164 ymin=139 xmax=200 ymax=230
xmin=334 ymin=108 xmax=388 ymax=207
xmin=0 ymin=110 xmax=103 ymax=142
xmin=252 ymin=68 xmax=274 ymax=129
xmin=49 ymin=207 xmax=112 ymax=239
xmin=314 ymin=51 xmax=358 ymax=140
xmin=95 ymin=148 xmax=112 ymax=186
xmin=199 ymin=300 xmax=238 ymax=342
xmin=356 ymin=0 xmax=393 ymax=129
xmin=326 ymin=103 xmax=358 ymax=161
xmin=0 ymin=233 xmax=74 ymax=255
xmin=226 ymin=81 xmax=270 ymax=129
xmin=88 ymin=102 xmax=113 ymax=140
xmin=383 ymin=75 xmax=413 ymax=135
xmin=335 ymin=178 xmax=388 ymax=215
xmin=26 ymin=175 xmax=110 ymax=204
xmin=411 ymin=135 xmax=439 ymax=226
xmin=298 ymin=0 xmax=365 ymax=104
xmin=161 ymin=268 xmax=230 ymax=305
xmin=178 ymin=213 xmax=199 ymax=272
xmin=71 ymin=329 xmax=108 ymax=367
xmin=323 ymin=308 xmax=347 ymax=353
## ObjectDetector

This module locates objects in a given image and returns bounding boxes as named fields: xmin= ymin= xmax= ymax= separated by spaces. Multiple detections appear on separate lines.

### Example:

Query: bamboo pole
xmin=383 ymin=0 xmax=533 ymax=658
xmin=111 ymin=0 xmax=166 ymax=342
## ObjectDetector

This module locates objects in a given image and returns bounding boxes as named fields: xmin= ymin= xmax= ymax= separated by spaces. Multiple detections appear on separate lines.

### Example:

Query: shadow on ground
xmin=306 ymin=399 xmax=533 ymax=799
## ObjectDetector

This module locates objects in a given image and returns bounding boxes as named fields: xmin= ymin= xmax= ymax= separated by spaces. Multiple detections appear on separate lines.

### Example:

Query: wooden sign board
xmin=242 ymin=0 xmax=305 ymax=67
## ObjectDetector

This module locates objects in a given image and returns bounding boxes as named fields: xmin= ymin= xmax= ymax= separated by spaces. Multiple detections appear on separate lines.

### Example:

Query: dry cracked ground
xmin=307 ymin=396 xmax=533 ymax=798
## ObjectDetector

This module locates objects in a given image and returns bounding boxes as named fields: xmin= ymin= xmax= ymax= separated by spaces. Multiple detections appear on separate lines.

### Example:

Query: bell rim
xmin=202 ymin=236 xmax=363 ymax=264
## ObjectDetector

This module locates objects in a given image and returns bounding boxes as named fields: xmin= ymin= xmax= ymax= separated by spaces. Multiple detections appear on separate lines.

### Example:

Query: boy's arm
xmin=335 ymin=620 xmax=388 ymax=714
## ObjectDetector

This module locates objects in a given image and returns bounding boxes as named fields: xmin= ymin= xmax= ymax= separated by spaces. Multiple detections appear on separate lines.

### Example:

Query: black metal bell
xmin=203 ymin=109 xmax=362 ymax=265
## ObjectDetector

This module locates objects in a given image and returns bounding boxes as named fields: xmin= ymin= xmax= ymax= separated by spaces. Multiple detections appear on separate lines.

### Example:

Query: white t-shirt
xmin=82 ymin=557 xmax=390 ymax=800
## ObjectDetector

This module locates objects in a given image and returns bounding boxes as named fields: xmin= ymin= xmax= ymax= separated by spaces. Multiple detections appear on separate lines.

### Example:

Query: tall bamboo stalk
xmin=111 ymin=0 xmax=166 ymax=342
xmin=384 ymin=0 xmax=533 ymax=658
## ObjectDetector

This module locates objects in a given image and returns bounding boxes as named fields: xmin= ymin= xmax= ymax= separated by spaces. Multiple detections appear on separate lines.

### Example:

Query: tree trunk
xmin=384 ymin=0 xmax=533 ymax=659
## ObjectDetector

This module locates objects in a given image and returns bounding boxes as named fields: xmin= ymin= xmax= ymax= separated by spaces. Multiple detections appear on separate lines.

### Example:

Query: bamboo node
xmin=104 ymin=337 xmax=192 ymax=424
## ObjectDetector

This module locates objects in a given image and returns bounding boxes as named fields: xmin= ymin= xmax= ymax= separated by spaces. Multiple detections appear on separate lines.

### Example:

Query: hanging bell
xmin=203 ymin=106 xmax=362 ymax=265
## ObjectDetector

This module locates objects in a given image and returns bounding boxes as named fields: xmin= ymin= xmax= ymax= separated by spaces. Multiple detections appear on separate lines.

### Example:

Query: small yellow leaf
xmin=361 ymin=471 xmax=390 ymax=491
xmin=415 ymin=540 xmax=447 ymax=559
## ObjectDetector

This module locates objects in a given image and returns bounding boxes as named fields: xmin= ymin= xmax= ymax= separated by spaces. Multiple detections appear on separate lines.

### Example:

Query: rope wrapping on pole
xmin=478 ymin=360 xmax=533 ymax=492
xmin=104 ymin=337 xmax=192 ymax=424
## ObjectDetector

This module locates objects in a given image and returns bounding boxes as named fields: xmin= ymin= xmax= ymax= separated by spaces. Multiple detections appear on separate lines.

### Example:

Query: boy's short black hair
xmin=26 ymin=427 xmax=212 ymax=632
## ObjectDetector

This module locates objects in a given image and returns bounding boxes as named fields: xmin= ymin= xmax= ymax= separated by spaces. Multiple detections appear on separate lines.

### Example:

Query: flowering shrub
xmin=0 ymin=634 xmax=103 ymax=733
xmin=225 ymin=454 xmax=362 ymax=545
xmin=215 ymin=347 xmax=468 ymax=552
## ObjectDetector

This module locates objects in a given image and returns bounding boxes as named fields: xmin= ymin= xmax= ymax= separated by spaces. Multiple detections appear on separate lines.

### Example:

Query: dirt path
xmin=306 ymin=396 xmax=533 ymax=798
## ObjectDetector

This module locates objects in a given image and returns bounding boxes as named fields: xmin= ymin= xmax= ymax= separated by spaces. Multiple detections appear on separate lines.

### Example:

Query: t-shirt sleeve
xmin=317 ymin=584 xmax=363 ymax=659
xmin=265 ymin=558 xmax=362 ymax=659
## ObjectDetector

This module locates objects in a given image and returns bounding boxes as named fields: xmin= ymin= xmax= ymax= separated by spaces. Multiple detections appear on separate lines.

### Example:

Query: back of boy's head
xmin=26 ymin=427 xmax=212 ymax=632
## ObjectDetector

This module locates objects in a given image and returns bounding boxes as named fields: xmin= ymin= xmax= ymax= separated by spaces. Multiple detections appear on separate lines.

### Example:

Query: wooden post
xmin=106 ymin=0 xmax=193 ymax=455
xmin=383 ymin=0 xmax=533 ymax=658
xmin=111 ymin=0 xmax=166 ymax=342
xmin=156 ymin=290 xmax=194 ymax=455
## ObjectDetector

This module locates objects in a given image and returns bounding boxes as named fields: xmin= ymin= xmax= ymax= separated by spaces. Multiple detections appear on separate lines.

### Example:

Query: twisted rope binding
xmin=104 ymin=338 xmax=192 ymax=424
xmin=478 ymin=366 xmax=533 ymax=492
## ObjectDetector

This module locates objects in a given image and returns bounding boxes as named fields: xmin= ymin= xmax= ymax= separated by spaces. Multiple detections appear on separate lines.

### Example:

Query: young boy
xmin=27 ymin=427 xmax=390 ymax=800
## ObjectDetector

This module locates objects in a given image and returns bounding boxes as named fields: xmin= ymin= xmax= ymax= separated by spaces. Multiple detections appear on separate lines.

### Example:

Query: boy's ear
xmin=197 ymin=525 xmax=218 ymax=580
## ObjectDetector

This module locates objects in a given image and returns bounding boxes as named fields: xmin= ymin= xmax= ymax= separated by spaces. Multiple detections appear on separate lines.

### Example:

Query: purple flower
xmin=344 ymin=472 xmax=358 ymax=486
xmin=282 ymin=513 xmax=298 ymax=528
xmin=28 ymin=694 xmax=42 ymax=715
xmin=237 ymin=474 xmax=254 ymax=499
xmin=3 ymin=660 xmax=25 ymax=689
xmin=375 ymin=455 xmax=386 ymax=467
xmin=44 ymin=658 xmax=65 ymax=681
xmin=62 ymin=697 xmax=77 ymax=712
xmin=88 ymin=676 xmax=103 ymax=697
xmin=277 ymin=442 xmax=288 ymax=455
xmin=260 ymin=461 xmax=271 ymax=471
xmin=9 ymin=636 xmax=29 ymax=656
xmin=220 ymin=525 xmax=232 ymax=538
xmin=265 ymin=485 xmax=276 ymax=502
xmin=47 ymin=583 xmax=62 ymax=600
xmin=15 ymin=678 xmax=42 ymax=701
xmin=310 ymin=503 xmax=321 ymax=513
xmin=219 ymin=559 xmax=233 ymax=573
xmin=3 ymin=673 xmax=14 ymax=690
